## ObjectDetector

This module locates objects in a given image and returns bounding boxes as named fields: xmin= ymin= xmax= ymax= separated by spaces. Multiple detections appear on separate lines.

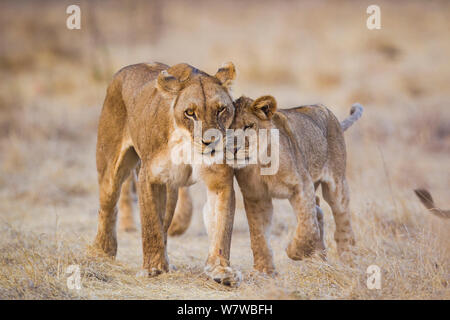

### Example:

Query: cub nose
xmin=202 ymin=136 xmax=220 ymax=146
xmin=202 ymin=139 xmax=213 ymax=146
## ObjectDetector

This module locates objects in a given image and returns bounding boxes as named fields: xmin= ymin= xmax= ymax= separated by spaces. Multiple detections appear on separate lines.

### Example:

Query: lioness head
xmin=158 ymin=62 xmax=236 ymax=158
xmin=227 ymin=95 xmax=278 ymax=168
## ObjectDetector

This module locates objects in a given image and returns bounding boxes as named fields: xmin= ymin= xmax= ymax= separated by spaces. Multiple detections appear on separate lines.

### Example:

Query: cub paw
xmin=337 ymin=242 xmax=356 ymax=266
xmin=286 ymin=235 xmax=318 ymax=261
xmin=336 ymin=234 xmax=356 ymax=264
xmin=205 ymin=265 xmax=242 ymax=287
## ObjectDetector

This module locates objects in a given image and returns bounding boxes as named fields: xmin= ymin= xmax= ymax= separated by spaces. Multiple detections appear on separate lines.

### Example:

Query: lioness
xmin=92 ymin=62 xmax=241 ymax=286
xmin=228 ymin=96 xmax=363 ymax=274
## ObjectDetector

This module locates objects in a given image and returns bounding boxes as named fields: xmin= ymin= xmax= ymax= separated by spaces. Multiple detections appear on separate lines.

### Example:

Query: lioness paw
xmin=136 ymin=266 xmax=170 ymax=278
xmin=205 ymin=265 xmax=242 ymax=287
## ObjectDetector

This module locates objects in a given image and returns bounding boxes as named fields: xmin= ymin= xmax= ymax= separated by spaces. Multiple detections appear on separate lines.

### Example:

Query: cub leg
xmin=315 ymin=196 xmax=326 ymax=259
xmin=321 ymin=176 xmax=355 ymax=259
xmin=243 ymin=197 xmax=276 ymax=275
xmin=286 ymin=182 xmax=322 ymax=260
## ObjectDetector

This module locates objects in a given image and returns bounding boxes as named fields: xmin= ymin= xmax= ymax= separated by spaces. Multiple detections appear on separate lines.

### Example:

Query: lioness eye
xmin=185 ymin=109 xmax=196 ymax=119
xmin=244 ymin=123 xmax=255 ymax=130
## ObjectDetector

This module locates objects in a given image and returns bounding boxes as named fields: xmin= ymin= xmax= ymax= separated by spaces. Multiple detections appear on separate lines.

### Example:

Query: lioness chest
xmin=149 ymin=152 xmax=192 ymax=185
xmin=148 ymin=128 xmax=197 ymax=186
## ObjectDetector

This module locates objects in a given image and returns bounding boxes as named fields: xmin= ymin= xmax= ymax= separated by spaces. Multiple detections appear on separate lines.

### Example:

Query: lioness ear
xmin=157 ymin=70 xmax=182 ymax=94
xmin=251 ymin=95 xmax=277 ymax=120
xmin=215 ymin=62 xmax=236 ymax=88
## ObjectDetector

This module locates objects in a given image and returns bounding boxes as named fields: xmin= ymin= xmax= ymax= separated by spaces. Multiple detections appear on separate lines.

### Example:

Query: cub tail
xmin=341 ymin=103 xmax=364 ymax=131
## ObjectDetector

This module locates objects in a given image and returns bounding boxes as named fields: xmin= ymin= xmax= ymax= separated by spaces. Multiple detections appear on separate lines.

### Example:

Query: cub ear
xmin=234 ymin=95 xmax=249 ymax=108
xmin=215 ymin=62 xmax=236 ymax=88
xmin=251 ymin=95 xmax=277 ymax=120
xmin=157 ymin=70 xmax=182 ymax=94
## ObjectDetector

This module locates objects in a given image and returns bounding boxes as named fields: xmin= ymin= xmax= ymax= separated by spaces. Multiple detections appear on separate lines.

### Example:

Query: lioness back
xmin=108 ymin=62 xmax=169 ymax=109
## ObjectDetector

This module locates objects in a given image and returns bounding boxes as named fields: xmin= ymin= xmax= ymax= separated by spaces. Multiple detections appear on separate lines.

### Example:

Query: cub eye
xmin=218 ymin=106 xmax=227 ymax=114
xmin=185 ymin=109 xmax=196 ymax=119
xmin=244 ymin=123 xmax=255 ymax=130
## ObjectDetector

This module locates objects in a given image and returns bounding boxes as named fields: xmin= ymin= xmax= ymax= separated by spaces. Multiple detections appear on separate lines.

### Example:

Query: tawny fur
xmin=118 ymin=173 xmax=137 ymax=232
xmin=119 ymin=173 xmax=194 ymax=236
xmin=91 ymin=61 xmax=241 ymax=286
xmin=167 ymin=187 xmax=194 ymax=235
xmin=414 ymin=189 xmax=450 ymax=219
xmin=230 ymin=96 xmax=362 ymax=274
xmin=340 ymin=103 xmax=364 ymax=131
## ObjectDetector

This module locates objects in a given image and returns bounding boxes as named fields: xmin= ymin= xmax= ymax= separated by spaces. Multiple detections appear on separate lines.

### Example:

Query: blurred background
xmin=0 ymin=0 xmax=449 ymax=299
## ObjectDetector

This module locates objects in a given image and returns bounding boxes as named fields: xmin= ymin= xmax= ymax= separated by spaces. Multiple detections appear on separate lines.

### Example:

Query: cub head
xmin=157 ymin=62 xmax=236 ymax=158
xmin=227 ymin=95 xmax=277 ymax=168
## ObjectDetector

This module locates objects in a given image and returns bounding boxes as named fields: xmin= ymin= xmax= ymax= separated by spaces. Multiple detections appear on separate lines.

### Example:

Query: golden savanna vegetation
xmin=0 ymin=0 xmax=449 ymax=299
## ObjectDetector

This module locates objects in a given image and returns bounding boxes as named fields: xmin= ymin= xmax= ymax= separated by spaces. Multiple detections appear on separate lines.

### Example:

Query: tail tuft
xmin=414 ymin=188 xmax=450 ymax=219
xmin=341 ymin=103 xmax=364 ymax=131
xmin=414 ymin=189 xmax=434 ymax=210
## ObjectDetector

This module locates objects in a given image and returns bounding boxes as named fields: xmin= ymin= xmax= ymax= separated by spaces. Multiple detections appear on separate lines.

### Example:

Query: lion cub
xmin=229 ymin=95 xmax=363 ymax=274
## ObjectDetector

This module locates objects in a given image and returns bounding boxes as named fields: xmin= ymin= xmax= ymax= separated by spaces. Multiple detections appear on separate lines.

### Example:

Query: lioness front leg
xmin=138 ymin=166 xmax=169 ymax=276
xmin=243 ymin=197 xmax=276 ymax=275
xmin=202 ymin=168 xmax=241 ymax=287
xmin=286 ymin=183 xmax=322 ymax=260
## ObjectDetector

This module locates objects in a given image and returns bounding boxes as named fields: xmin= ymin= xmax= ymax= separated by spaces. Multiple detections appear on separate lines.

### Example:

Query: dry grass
xmin=0 ymin=0 xmax=449 ymax=299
